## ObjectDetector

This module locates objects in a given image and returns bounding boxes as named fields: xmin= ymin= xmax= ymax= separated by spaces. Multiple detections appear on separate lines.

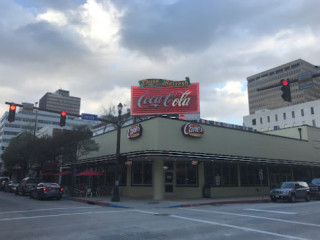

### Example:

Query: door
xmin=165 ymin=171 xmax=174 ymax=193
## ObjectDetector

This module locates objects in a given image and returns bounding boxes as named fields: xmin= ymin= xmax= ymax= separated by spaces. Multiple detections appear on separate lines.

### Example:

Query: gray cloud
xmin=1 ymin=0 xmax=319 ymax=125
xmin=114 ymin=0 xmax=320 ymax=57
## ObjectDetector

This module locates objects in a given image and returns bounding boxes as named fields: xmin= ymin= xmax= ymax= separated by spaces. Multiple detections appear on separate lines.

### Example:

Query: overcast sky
xmin=1 ymin=0 xmax=319 ymax=125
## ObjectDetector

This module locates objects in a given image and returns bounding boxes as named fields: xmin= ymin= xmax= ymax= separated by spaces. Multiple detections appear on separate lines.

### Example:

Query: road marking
xmin=0 ymin=206 xmax=99 ymax=214
xmin=245 ymin=208 xmax=296 ymax=215
xmin=0 ymin=210 xmax=134 ymax=221
xmin=184 ymin=208 xmax=320 ymax=227
xmin=170 ymin=215 xmax=310 ymax=240
xmin=134 ymin=210 xmax=310 ymax=240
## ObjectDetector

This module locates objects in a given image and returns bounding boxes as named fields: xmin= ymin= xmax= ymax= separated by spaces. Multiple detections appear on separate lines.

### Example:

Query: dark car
xmin=308 ymin=178 xmax=320 ymax=199
xmin=0 ymin=177 xmax=10 ymax=191
xmin=16 ymin=177 xmax=42 ymax=196
xmin=4 ymin=181 xmax=20 ymax=193
xmin=30 ymin=183 xmax=63 ymax=200
xmin=270 ymin=181 xmax=310 ymax=202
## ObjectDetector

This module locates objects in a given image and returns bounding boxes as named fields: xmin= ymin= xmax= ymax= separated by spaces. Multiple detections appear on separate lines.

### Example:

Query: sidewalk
xmin=63 ymin=195 xmax=271 ymax=209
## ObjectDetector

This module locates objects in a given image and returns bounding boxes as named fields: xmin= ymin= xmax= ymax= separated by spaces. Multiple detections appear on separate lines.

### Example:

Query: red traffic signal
xmin=8 ymin=104 xmax=17 ymax=122
xmin=60 ymin=111 xmax=67 ymax=127
xmin=282 ymin=80 xmax=289 ymax=86
xmin=10 ymin=105 xmax=17 ymax=111
xmin=280 ymin=79 xmax=291 ymax=102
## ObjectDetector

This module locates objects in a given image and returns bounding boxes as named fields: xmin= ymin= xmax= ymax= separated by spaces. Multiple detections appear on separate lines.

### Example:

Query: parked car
xmin=270 ymin=181 xmax=310 ymax=202
xmin=0 ymin=177 xmax=10 ymax=191
xmin=16 ymin=178 xmax=42 ymax=196
xmin=30 ymin=183 xmax=64 ymax=200
xmin=308 ymin=178 xmax=320 ymax=199
xmin=4 ymin=181 xmax=20 ymax=193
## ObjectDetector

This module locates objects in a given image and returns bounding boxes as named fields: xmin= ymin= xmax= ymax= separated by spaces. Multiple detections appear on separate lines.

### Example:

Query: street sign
xmin=81 ymin=113 xmax=98 ymax=121
xmin=179 ymin=113 xmax=200 ymax=121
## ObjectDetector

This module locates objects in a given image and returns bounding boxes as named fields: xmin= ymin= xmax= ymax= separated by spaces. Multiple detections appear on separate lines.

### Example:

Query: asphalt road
xmin=1 ymin=191 xmax=320 ymax=240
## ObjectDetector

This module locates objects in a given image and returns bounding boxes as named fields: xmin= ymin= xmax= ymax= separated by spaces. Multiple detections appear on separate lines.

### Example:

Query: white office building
xmin=243 ymin=99 xmax=320 ymax=132
xmin=0 ymin=103 xmax=99 ymax=171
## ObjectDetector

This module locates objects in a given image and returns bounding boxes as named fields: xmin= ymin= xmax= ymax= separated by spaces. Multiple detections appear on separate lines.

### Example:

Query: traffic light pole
xmin=111 ymin=103 xmax=123 ymax=202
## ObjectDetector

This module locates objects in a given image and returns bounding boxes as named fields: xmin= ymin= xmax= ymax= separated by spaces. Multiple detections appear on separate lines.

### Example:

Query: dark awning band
xmin=71 ymin=150 xmax=320 ymax=168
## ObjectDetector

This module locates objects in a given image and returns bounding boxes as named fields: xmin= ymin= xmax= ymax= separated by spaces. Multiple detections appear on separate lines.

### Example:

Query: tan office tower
xmin=39 ymin=89 xmax=81 ymax=115
xmin=247 ymin=59 xmax=320 ymax=114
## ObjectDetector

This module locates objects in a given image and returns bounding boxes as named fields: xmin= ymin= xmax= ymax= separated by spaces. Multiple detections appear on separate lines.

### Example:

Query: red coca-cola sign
xmin=131 ymin=83 xmax=200 ymax=115
xmin=182 ymin=123 xmax=204 ymax=137
xmin=127 ymin=124 xmax=143 ymax=139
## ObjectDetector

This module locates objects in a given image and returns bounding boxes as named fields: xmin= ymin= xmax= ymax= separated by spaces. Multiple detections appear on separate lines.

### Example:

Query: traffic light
xmin=280 ymin=79 xmax=291 ymax=102
xmin=60 ymin=111 xmax=67 ymax=127
xmin=8 ymin=104 xmax=17 ymax=122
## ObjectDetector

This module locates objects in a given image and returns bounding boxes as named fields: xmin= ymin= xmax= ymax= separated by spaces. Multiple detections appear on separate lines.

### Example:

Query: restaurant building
xmin=76 ymin=117 xmax=320 ymax=200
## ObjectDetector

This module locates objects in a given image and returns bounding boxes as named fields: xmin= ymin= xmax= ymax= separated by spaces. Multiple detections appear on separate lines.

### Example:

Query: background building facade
xmin=243 ymin=99 xmax=320 ymax=132
xmin=0 ymin=103 xmax=98 ymax=172
xmin=247 ymin=59 xmax=320 ymax=114
xmin=39 ymin=89 xmax=81 ymax=115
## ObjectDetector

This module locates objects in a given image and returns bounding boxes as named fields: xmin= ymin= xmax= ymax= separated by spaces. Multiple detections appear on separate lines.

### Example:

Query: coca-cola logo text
xmin=182 ymin=123 xmax=204 ymax=137
xmin=127 ymin=124 xmax=143 ymax=139
xmin=137 ymin=90 xmax=191 ymax=108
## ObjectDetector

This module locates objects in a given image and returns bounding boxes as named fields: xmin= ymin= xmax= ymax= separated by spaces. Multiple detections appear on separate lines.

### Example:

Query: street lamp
xmin=111 ymin=103 xmax=123 ymax=202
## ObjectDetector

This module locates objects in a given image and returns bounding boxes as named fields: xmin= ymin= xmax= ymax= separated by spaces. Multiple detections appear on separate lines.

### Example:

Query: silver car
xmin=270 ymin=181 xmax=310 ymax=202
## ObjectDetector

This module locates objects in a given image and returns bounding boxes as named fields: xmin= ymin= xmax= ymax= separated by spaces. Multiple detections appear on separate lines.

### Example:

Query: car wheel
xmin=305 ymin=194 xmax=310 ymax=202
xmin=290 ymin=194 xmax=296 ymax=203
xmin=271 ymin=198 xmax=277 ymax=202
xmin=57 ymin=197 xmax=62 ymax=200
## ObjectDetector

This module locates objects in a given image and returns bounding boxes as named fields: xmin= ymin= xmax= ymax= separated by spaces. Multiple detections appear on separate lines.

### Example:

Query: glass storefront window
xmin=176 ymin=162 xmax=197 ymax=186
xmin=104 ymin=164 xmax=127 ymax=186
xmin=240 ymin=164 xmax=267 ymax=186
xmin=204 ymin=162 xmax=238 ymax=187
xmin=132 ymin=161 xmax=152 ymax=186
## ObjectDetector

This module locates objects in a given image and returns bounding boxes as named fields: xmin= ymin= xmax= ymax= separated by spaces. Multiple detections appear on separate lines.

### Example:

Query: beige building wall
xmin=80 ymin=117 xmax=320 ymax=199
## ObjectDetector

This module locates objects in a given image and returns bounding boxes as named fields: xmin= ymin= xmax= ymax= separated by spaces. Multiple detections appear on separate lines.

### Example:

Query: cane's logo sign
xmin=182 ymin=123 xmax=204 ymax=137
xmin=127 ymin=124 xmax=143 ymax=139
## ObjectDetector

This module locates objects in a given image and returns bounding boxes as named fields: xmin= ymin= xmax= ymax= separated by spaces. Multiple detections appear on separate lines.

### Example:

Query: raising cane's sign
xmin=182 ymin=123 xmax=204 ymax=137
xmin=131 ymin=79 xmax=200 ymax=116
xmin=127 ymin=124 xmax=143 ymax=139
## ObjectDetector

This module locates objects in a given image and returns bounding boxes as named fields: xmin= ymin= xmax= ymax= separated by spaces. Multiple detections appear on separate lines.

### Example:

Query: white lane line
xmin=184 ymin=208 xmax=320 ymax=227
xmin=0 ymin=206 xmax=99 ymax=214
xmin=134 ymin=210 xmax=310 ymax=240
xmin=245 ymin=208 xmax=296 ymax=215
xmin=171 ymin=215 xmax=310 ymax=240
xmin=0 ymin=210 xmax=134 ymax=221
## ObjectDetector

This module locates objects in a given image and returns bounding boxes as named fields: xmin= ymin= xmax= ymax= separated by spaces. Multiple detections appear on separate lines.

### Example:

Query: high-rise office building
xmin=39 ymin=89 xmax=81 ymax=115
xmin=247 ymin=59 xmax=320 ymax=114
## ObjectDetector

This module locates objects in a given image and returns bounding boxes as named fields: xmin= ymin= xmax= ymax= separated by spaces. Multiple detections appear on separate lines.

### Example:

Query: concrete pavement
xmin=63 ymin=195 xmax=271 ymax=209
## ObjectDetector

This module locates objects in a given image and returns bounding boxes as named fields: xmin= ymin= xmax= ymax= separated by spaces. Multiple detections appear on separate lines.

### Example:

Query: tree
xmin=54 ymin=126 xmax=99 ymax=196
xmin=2 ymin=132 xmax=34 ymax=178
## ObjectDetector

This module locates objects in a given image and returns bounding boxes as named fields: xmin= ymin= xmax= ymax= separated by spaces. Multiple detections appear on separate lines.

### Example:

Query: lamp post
xmin=111 ymin=103 xmax=123 ymax=202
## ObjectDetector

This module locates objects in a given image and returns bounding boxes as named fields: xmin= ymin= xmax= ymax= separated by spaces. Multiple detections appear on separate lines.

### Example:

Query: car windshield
xmin=42 ymin=183 xmax=60 ymax=187
xmin=281 ymin=182 xmax=294 ymax=189
xmin=312 ymin=179 xmax=320 ymax=184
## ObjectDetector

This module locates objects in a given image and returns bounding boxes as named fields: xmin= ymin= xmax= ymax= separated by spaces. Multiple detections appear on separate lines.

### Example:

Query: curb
xmin=162 ymin=199 xmax=271 ymax=208
xmin=63 ymin=196 xmax=270 ymax=209
xmin=63 ymin=196 xmax=132 ymax=209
